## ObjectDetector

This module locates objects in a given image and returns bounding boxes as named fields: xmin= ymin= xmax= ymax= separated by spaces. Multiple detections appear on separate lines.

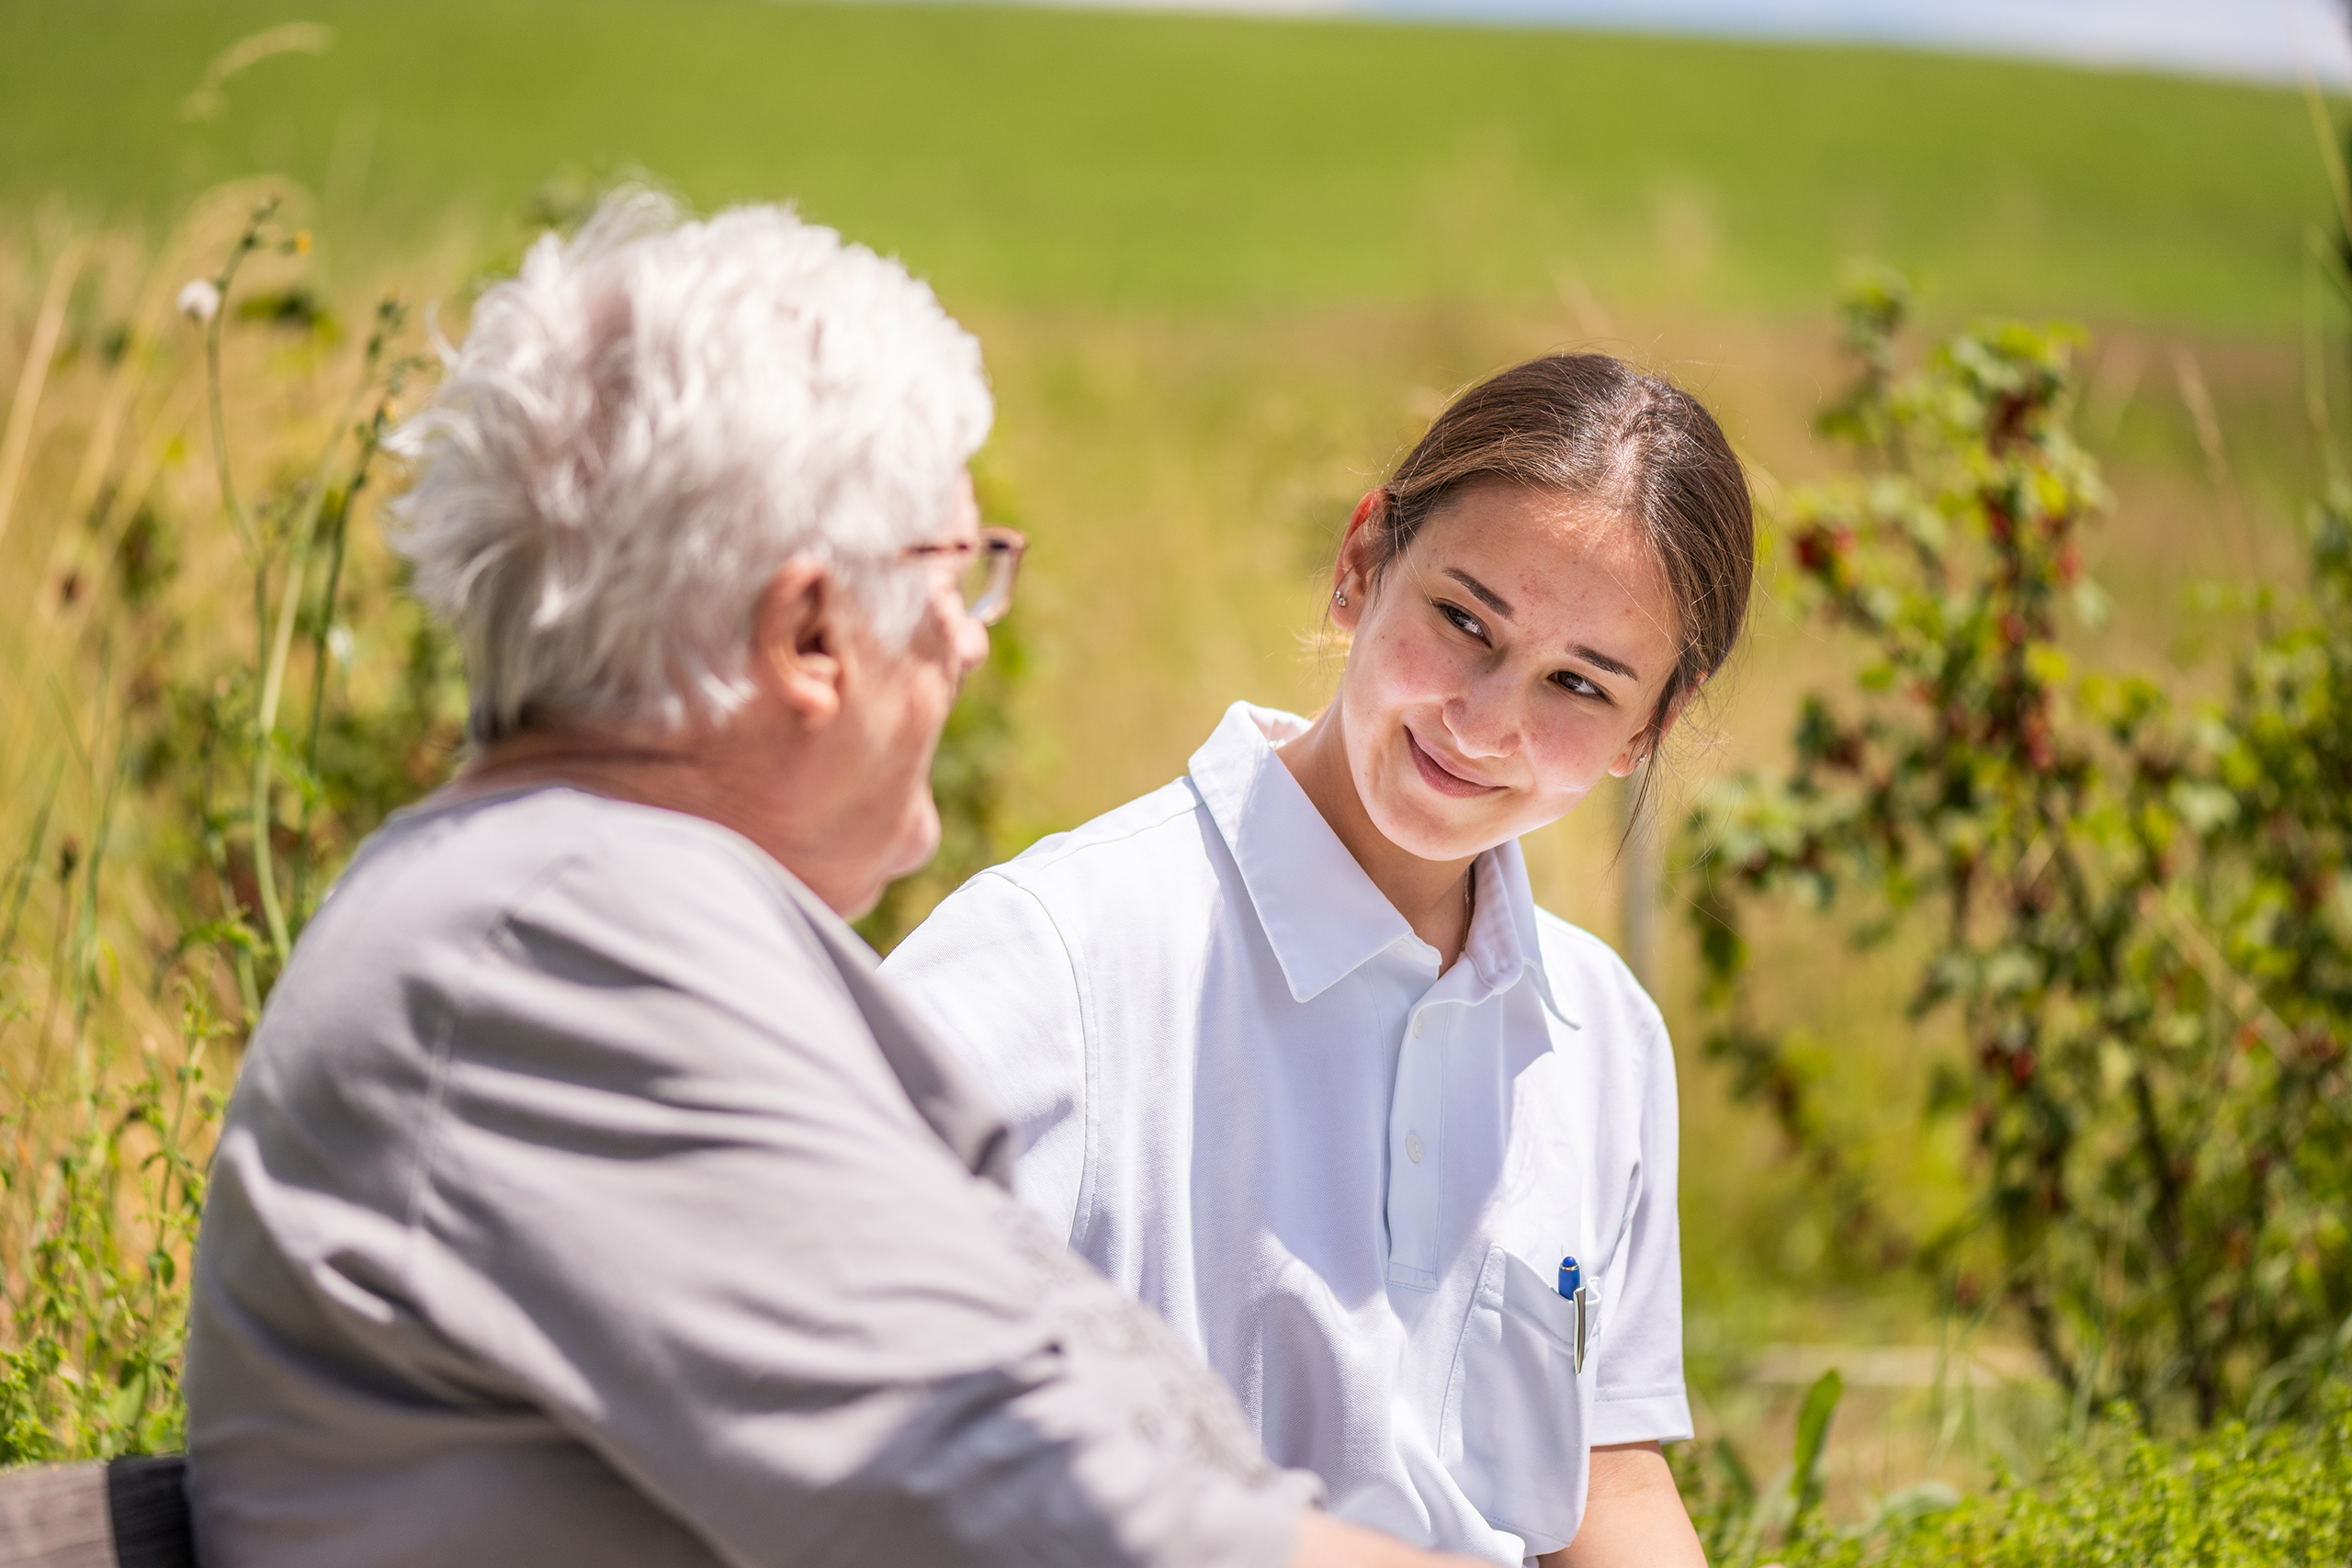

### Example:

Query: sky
xmin=1046 ymin=0 xmax=2352 ymax=86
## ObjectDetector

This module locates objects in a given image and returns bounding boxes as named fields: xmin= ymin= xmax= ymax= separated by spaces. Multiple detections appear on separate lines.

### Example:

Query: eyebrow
xmin=1442 ymin=568 xmax=1515 ymax=618
xmin=1569 ymin=643 xmax=1642 ymax=682
xmin=1441 ymin=567 xmax=1644 ymax=683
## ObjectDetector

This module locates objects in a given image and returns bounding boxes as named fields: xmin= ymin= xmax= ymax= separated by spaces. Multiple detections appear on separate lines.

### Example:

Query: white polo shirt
xmin=883 ymin=702 xmax=1692 ymax=1563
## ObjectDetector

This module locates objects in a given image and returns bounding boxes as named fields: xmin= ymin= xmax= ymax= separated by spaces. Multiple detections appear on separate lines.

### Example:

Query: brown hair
xmin=1362 ymin=352 xmax=1753 ymax=811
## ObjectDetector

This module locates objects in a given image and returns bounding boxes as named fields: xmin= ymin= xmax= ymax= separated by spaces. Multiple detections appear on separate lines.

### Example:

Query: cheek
xmin=1523 ymin=695 xmax=1662 ymax=814
xmin=893 ymin=663 xmax=956 ymax=788
xmin=1351 ymin=613 xmax=1470 ymax=711
xmin=851 ymin=658 xmax=950 ymax=810
xmin=1524 ymin=729 xmax=1606 ymax=807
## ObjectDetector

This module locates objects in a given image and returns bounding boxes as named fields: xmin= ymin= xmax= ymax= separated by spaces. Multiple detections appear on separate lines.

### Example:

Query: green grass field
xmin=2 ymin=0 xmax=2339 ymax=327
xmin=4 ymin=0 xmax=2346 ymax=1512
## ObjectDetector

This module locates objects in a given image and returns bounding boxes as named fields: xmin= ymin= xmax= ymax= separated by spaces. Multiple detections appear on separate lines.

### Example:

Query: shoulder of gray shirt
xmin=209 ymin=784 xmax=1322 ymax=1568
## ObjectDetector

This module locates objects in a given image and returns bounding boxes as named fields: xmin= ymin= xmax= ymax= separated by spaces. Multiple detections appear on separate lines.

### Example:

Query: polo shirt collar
xmin=1466 ymin=829 xmax=1564 ymax=1021
xmin=1187 ymin=702 xmax=1559 ymax=1017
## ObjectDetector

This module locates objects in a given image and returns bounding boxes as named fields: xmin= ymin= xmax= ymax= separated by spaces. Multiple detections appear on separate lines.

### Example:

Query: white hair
xmin=386 ymin=190 xmax=992 ymax=740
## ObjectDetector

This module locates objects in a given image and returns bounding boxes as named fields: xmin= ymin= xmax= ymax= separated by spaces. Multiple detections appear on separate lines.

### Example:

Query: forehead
xmin=1408 ymin=482 xmax=1674 ymax=626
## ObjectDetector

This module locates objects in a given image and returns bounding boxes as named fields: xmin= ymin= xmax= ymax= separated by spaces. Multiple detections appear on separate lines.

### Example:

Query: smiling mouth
xmin=1405 ymin=728 xmax=1502 ymax=799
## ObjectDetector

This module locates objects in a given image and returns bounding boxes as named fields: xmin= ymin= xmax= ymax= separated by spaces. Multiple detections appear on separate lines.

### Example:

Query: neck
xmin=1276 ymin=704 xmax=1478 ymax=971
xmin=444 ymin=716 xmax=875 ymax=916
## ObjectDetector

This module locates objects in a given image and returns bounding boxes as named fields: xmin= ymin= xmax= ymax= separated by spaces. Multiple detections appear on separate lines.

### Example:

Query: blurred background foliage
xmin=2 ymin=0 xmax=2349 ymax=1548
xmin=1692 ymin=276 xmax=2352 ymax=1431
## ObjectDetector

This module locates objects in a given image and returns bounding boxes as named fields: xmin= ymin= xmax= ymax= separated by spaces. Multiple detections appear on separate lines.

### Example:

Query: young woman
xmin=882 ymin=354 xmax=1753 ymax=1566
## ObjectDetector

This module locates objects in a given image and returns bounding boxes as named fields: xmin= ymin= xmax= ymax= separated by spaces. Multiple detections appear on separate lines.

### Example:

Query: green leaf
xmin=1791 ymin=1367 xmax=1843 ymax=1515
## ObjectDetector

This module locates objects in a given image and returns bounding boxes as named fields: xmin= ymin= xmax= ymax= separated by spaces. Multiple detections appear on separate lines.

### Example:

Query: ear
xmin=1330 ymin=490 xmax=1385 ymax=633
xmin=752 ymin=558 xmax=846 ymax=729
xmin=1607 ymin=671 xmax=1706 ymax=778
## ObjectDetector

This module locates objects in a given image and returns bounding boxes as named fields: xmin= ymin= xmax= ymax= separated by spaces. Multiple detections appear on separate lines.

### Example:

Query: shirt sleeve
xmin=1588 ymin=999 xmax=1695 ymax=1446
xmin=401 ymin=839 xmax=1315 ymax=1568
xmin=881 ymin=870 xmax=1090 ymax=1241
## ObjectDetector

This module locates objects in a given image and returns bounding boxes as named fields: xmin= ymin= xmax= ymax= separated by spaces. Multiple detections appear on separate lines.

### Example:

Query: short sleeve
xmin=883 ymin=871 xmax=1089 ymax=1241
xmin=1589 ymin=1003 xmax=1694 ymax=1446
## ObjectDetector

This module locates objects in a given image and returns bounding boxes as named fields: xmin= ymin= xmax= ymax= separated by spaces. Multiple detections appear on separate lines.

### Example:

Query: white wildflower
xmin=176 ymin=279 xmax=220 ymax=323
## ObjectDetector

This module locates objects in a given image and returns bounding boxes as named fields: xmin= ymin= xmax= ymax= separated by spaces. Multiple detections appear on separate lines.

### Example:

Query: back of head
xmin=1369 ymin=353 xmax=1755 ymax=752
xmin=388 ymin=190 xmax=993 ymax=743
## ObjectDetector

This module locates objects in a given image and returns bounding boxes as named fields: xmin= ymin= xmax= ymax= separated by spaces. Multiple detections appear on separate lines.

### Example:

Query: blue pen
xmin=1559 ymin=1256 xmax=1589 ymax=1372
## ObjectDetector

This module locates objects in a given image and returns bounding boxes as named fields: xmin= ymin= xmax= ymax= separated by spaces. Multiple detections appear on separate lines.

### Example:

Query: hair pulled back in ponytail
xmin=1363 ymin=353 xmax=1755 ymax=770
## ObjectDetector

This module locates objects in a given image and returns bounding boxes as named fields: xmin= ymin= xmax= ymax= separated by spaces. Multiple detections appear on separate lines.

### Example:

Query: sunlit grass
xmin=0 ymin=179 xmax=460 ymax=1456
xmin=0 ymin=0 xmax=2337 ymax=329
xmin=0 ymin=3 xmax=2341 ymax=1501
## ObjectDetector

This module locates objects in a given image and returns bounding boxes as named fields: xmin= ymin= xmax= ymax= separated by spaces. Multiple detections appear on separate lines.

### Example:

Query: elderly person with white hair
xmin=182 ymin=195 xmax=1480 ymax=1568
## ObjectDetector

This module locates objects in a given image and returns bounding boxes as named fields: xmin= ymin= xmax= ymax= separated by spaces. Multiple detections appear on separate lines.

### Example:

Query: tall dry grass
xmin=0 ymin=173 xmax=2322 ymax=1496
xmin=0 ymin=179 xmax=456 ymax=1458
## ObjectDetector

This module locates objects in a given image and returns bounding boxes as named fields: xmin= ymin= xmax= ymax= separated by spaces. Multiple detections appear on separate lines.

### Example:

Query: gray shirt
xmin=185 ymin=785 xmax=1319 ymax=1568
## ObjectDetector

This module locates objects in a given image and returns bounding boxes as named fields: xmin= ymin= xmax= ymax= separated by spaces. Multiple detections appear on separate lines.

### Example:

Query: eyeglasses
xmin=901 ymin=526 xmax=1028 ymax=626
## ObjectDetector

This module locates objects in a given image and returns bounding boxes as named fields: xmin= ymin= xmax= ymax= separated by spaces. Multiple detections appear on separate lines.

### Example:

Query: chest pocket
xmin=1440 ymin=1244 xmax=1595 ymax=1556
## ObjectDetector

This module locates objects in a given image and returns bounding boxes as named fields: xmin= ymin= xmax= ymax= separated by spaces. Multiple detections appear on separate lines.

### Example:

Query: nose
xmin=1442 ymin=673 xmax=1521 ymax=760
xmin=952 ymin=603 xmax=991 ymax=681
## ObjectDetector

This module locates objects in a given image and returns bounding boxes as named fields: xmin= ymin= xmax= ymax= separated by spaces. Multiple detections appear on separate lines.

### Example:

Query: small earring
xmin=1333 ymin=590 xmax=1348 ymax=607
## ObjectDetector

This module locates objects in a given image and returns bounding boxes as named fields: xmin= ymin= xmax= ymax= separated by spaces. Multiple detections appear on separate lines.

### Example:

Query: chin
xmin=835 ymin=799 xmax=942 ymax=924
xmin=841 ymin=879 xmax=888 ymax=924
xmin=1385 ymin=817 xmax=1496 ymax=864
xmin=1363 ymin=778 xmax=1501 ymax=863
xmin=884 ymin=797 xmax=944 ymax=883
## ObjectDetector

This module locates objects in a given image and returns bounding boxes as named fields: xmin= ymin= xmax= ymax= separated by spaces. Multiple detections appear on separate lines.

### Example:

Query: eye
xmin=1554 ymin=670 xmax=1609 ymax=701
xmin=1436 ymin=600 xmax=1487 ymax=640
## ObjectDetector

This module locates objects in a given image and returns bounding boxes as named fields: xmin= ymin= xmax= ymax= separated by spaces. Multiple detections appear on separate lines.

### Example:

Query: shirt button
xmin=1412 ymin=1014 xmax=1425 ymax=1037
xmin=1405 ymin=1133 xmax=1425 ymax=1164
